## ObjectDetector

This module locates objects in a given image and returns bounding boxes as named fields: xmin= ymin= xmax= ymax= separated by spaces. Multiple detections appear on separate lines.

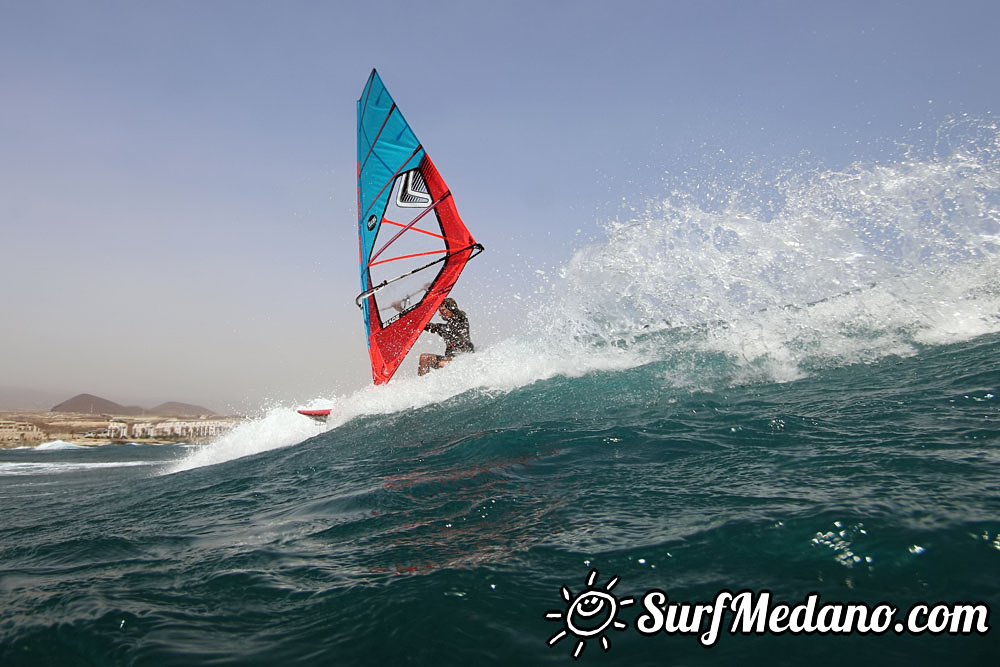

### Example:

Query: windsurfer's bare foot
xmin=418 ymin=353 xmax=453 ymax=376
xmin=418 ymin=353 xmax=437 ymax=376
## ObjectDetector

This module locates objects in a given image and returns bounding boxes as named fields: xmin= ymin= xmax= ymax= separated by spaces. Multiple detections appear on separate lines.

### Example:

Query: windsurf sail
xmin=356 ymin=69 xmax=483 ymax=384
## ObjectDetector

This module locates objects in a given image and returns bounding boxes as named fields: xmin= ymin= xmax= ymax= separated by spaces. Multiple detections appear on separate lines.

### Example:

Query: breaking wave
xmin=170 ymin=116 xmax=1000 ymax=471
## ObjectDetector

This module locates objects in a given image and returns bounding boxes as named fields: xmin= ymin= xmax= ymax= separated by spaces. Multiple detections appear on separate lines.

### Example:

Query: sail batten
xmin=369 ymin=191 xmax=450 ymax=265
xmin=355 ymin=69 xmax=482 ymax=385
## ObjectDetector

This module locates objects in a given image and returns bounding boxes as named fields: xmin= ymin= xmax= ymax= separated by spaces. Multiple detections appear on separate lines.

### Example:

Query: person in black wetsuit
xmin=418 ymin=297 xmax=475 ymax=376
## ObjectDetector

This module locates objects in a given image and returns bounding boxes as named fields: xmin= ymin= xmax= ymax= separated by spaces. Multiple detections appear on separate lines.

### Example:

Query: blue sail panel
xmin=357 ymin=71 xmax=425 ymax=285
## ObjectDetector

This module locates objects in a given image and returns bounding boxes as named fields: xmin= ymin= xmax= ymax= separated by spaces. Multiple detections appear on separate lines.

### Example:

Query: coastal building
xmin=0 ymin=420 xmax=45 ymax=443
xmin=107 ymin=418 xmax=237 ymax=442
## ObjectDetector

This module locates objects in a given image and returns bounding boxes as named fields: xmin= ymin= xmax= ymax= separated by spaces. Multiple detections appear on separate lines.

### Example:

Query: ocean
xmin=2 ymin=118 xmax=999 ymax=665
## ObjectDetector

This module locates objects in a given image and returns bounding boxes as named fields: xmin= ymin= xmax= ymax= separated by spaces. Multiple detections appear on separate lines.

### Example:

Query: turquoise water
xmin=3 ymin=119 xmax=999 ymax=664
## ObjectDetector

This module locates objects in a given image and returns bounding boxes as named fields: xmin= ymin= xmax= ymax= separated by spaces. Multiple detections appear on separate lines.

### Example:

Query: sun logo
xmin=545 ymin=569 xmax=634 ymax=659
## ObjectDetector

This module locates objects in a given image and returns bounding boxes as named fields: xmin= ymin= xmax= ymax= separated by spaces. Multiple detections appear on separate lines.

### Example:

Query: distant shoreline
xmin=0 ymin=410 xmax=243 ymax=449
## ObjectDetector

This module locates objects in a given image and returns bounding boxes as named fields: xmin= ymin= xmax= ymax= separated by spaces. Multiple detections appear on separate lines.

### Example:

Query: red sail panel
xmin=364 ymin=155 xmax=477 ymax=384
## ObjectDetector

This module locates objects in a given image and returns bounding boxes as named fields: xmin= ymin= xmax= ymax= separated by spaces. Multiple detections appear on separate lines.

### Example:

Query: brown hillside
xmin=51 ymin=393 xmax=136 ymax=415
xmin=151 ymin=402 xmax=216 ymax=417
xmin=50 ymin=394 xmax=215 ymax=417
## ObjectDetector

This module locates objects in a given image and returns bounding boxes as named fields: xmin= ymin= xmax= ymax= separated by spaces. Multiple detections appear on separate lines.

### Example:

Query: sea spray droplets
xmin=536 ymin=118 xmax=1000 ymax=388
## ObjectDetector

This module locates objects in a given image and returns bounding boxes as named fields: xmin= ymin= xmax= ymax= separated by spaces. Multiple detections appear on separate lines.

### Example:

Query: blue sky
xmin=2 ymin=0 xmax=998 ymax=412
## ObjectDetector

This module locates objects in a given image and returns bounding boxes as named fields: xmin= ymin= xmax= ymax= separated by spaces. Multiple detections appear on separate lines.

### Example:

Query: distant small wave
xmin=0 ymin=461 xmax=160 ymax=476
xmin=33 ymin=440 xmax=90 ymax=450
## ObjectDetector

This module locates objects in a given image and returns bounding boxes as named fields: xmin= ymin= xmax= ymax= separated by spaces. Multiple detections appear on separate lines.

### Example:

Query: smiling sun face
xmin=567 ymin=590 xmax=615 ymax=635
xmin=545 ymin=569 xmax=635 ymax=659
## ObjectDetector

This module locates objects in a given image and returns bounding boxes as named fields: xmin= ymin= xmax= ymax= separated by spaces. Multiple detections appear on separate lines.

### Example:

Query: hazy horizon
xmin=0 ymin=386 xmax=228 ymax=414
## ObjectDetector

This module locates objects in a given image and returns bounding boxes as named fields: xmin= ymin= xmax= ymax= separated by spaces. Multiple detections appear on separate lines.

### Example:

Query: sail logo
xmin=544 ymin=569 xmax=634 ymax=659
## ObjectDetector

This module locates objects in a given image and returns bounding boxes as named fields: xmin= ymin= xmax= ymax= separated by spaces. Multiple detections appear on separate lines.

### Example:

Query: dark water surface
xmin=2 ymin=334 xmax=997 ymax=665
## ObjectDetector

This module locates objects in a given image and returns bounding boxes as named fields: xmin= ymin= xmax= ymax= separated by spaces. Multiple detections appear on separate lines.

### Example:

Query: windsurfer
xmin=418 ymin=298 xmax=474 ymax=375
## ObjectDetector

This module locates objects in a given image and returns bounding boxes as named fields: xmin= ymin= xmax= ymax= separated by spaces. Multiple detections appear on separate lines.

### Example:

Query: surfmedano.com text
xmin=636 ymin=589 xmax=990 ymax=646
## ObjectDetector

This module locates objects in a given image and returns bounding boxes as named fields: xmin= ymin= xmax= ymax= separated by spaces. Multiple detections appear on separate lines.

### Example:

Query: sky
xmin=2 ymin=0 xmax=999 ymax=413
